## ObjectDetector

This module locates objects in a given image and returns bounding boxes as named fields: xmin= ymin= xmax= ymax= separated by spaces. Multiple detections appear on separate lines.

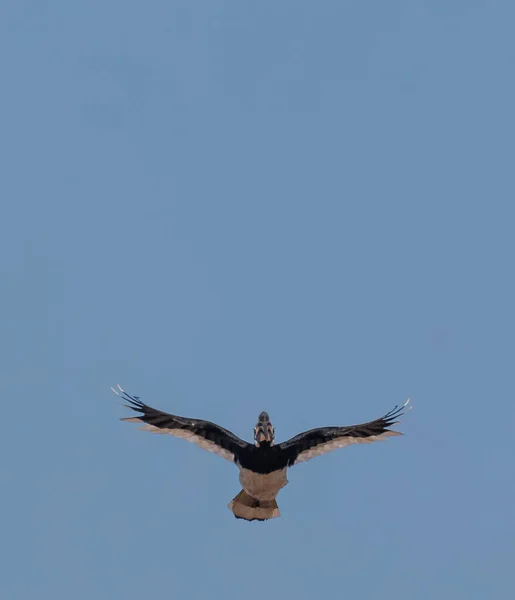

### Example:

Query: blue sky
xmin=1 ymin=1 xmax=514 ymax=598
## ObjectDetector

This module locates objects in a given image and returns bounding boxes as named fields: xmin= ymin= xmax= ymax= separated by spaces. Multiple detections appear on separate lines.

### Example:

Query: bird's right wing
xmin=277 ymin=399 xmax=411 ymax=466
xmin=113 ymin=385 xmax=249 ymax=463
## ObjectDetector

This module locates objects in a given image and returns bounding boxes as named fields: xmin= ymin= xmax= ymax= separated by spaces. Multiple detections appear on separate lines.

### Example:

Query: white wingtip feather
xmin=111 ymin=386 xmax=120 ymax=396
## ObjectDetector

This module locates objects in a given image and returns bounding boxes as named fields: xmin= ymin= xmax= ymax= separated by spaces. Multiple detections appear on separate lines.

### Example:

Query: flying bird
xmin=112 ymin=385 xmax=411 ymax=522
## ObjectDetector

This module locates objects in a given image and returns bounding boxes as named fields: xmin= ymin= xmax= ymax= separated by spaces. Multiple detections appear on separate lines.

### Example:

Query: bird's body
xmin=113 ymin=385 xmax=410 ymax=521
xmin=238 ymin=465 xmax=288 ymax=501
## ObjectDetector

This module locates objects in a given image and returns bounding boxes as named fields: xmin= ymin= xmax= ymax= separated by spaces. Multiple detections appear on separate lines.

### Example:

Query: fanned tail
xmin=228 ymin=490 xmax=280 ymax=522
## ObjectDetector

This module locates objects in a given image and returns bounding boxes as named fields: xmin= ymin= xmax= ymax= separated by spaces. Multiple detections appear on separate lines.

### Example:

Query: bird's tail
xmin=228 ymin=490 xmax=280 ymax=522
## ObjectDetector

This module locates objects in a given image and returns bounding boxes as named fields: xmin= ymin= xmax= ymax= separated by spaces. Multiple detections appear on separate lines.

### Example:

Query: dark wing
xmin=113 ymin=385 xmax=249 ymax=463
xmin=277 ymin=399 xmax=411 ymax=466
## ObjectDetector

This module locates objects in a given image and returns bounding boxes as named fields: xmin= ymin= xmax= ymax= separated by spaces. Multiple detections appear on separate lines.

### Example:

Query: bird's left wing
xmin=277 ymin=399 xmax=411 ymax=466
xmin=113 ymin=386 xmax=249 ymax=463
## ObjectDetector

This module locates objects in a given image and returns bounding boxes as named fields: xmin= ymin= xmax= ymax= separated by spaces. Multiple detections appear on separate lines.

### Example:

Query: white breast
xmin=238 ymin=467 xmax=288 ymax=501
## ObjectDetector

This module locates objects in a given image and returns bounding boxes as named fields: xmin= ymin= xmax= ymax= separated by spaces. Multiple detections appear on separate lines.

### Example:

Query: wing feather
xmin=278 ymin=399 xmax=411 ymax=466
xmin=114 ymin=386 xmax=249 ymax=463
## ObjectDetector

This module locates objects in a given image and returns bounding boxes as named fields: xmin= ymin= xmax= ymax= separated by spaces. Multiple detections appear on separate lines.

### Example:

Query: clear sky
xmin=1 ymin=1 xmax=514 ymax=599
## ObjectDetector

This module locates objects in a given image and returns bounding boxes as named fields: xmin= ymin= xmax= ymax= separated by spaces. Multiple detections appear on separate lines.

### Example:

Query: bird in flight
xmin=112 ymin=385 xmax=411 ymax=522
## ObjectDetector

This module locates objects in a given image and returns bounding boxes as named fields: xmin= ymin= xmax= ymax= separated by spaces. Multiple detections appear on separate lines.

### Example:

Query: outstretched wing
xmin=113 ymin=385 xmax=249 ymax=463
xmin=278 ymin=399 xmax=411 ymax=466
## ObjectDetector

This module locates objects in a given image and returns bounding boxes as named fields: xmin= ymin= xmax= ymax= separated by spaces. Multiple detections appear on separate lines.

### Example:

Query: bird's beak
xmin=254 ymin=423 xmax=274 ymax=446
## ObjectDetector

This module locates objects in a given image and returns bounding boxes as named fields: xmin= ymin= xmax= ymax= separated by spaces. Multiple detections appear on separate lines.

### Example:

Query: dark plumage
xmin=113 ymin=385 xmax=411 ymax=521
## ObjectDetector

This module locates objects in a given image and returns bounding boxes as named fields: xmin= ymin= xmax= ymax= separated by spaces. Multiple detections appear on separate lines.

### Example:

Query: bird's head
xmin=254 ymin=411 xmax=275 ymax=447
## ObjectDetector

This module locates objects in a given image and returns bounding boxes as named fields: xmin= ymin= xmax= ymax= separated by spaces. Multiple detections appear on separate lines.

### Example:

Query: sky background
xmin=1 ymin=1 xmax=514 ymax=599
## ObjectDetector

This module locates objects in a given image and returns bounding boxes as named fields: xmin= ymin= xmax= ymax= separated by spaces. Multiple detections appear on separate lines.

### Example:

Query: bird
xmin=112 ymin=385 xmax=411 ymax=522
